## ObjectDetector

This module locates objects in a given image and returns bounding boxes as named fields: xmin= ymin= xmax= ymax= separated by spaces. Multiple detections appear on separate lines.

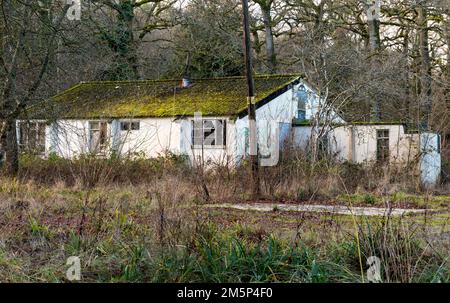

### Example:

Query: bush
xmin=18 ymin=152 xmax=190 ymax=187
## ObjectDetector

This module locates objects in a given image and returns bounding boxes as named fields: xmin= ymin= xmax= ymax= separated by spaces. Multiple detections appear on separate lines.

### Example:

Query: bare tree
xmin=415 ymin=0 xmax=432 ymax=128
xmin=88 ymin=0 xmax=177 ymax=80
xmin=0 ymin=0 xmax=69 ymax=175
xmin=253 ymin=0 xmax=277 ymax=73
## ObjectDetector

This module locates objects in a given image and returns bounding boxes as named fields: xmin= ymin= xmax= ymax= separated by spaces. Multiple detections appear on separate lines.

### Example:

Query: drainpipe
xmin=349 ymin=126 xmax=356 ymax=162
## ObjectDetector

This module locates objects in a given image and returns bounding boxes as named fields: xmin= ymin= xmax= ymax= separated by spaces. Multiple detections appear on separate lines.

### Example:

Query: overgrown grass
xmin=0 ymin=153 xmax=448 ymax=282
xmin=0 ymin=177 xmax=447 ymax=283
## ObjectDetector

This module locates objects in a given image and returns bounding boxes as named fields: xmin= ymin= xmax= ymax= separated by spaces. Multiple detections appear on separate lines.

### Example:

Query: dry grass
xmin=0 ymin=153 xmax=447 ymax=282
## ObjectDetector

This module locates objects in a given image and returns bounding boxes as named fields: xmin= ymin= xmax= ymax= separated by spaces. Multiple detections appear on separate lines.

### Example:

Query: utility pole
xmin=242 ymin=0 xmax=260 ymax=199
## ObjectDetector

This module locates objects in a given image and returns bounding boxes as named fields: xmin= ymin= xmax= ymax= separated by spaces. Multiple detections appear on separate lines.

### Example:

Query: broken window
xmin=89 ymin=121 xmax=108 ymax=153
xmin=120 ymin=121 xmax=140 ymax=131
xmin=191 ymin=119 xmax=226 ymax=147
xmin=376 ymin=129 xmax=389 ymax=163
xmin=18 ymin=121 xmax=46 ymax=154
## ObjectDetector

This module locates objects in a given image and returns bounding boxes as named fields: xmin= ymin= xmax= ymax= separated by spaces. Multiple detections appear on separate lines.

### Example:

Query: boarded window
xmin=18 ymin=121 xmax=46 ymax=154
xmin=191 ymin=119 xmax=226 ymax=147
xmin=376 ymin=129 xmax=389 ymax=162
xmin=89 ymin=121 xmax=108 ymax=153
xmin=120 ymin=121 xmax=140 ymax=131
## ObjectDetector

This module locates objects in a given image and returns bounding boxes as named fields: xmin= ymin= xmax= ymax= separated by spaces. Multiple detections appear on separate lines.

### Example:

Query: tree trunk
xmin=123 ymin=10 xmax=140 ymax=80
xmin=402 ymin=28 xmax=411 ymax=119
xmin=366 ymin=0 xmax=382 ymax=121
xmin=1 ymin=118 xmax=19 ymax=176
xmin=416 ymin=2 xmax=432 ymax=128
xmin=38 ymin=0 xmax=58 ymax=83
xmin=444 ymin=11 xmax=450 ymax=81
xmin=367 ymin=2 xmax=381 ymax=52
xmin=261 ymin=5 xmax=276 ymax=74
xmin=105 ymin=0 xmax=140 ymax=80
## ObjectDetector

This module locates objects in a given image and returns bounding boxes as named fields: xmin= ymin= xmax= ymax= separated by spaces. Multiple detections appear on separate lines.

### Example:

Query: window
xmin=296 ymin=85 xmax=307 ymax=120
xmin=298 ymin=99 xmax=306 ymax=120
xmin=18 ymin=121 xmax=46 ymax=154
xmin=376 ymin=129 xmax=389 ymax=163
xmin=120 ymin=121 xmax=140 ymax=131
xmin=192 ymin=119 xmax=226 ymax=147
xmin=89 ymin=121 xmax=108 ymax=153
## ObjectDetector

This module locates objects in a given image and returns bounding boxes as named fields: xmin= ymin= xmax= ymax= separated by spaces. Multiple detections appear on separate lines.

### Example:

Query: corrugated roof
xmin=24 ymin=74 xmax=301 ymax=119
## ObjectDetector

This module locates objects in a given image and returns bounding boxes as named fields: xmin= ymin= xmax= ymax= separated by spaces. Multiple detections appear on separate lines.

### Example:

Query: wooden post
xmin=242 ymin=0 xmax=260 ymax=199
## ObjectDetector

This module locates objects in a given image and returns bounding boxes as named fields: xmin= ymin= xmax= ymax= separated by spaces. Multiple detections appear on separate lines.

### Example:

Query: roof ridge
xmin=52 ymin=82 xmax=84 ymax=99
xmin=74 ymin=73 xmax=302 ymax=86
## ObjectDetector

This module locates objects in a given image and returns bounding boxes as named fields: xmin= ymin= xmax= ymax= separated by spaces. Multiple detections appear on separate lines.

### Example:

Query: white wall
xmin=234 ymin=80 xmax=321 ymax=163
xmin=292 ymin=124 xmax=442 ymax=186
xmin=49 ymin=118 xmax=181 ymax=158
xmin=420 ymin=133 xmax=441 ymax=187
xmin=45 ymin=117 xmax=237 ymax=166
xmin=114 ymin=118 xmax=180 ymax=157
xmin=346 ymin=125 xmax=419 ymax=164
xmin=50 ymin=120 xmax=89 ymax=157
xmin=22 ymin=78 xmax=317 ymax=166
xmin=293 ymin=124 xmax=420 ymax=164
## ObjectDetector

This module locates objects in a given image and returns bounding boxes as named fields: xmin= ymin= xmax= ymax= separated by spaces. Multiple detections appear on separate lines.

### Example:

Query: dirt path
xmin=205 ymin=203 xmax=432 ymax=217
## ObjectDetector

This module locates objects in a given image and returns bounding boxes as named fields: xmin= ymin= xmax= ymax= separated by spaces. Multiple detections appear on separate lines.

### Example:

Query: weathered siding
xmin=292 ymin=124 xmax=441 ymax=186
xmin=293 ymin=124 xmax=420 ymax=164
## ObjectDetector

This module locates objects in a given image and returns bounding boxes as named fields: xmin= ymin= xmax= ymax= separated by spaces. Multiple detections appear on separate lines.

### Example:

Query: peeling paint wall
xmin=293 ymin=124 xmax=420 ymax=164
xmin=292 ymin=124 xmax=441 ymax=186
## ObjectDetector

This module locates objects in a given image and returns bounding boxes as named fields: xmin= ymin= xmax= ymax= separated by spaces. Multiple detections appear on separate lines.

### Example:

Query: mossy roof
xmin=25 ymin=74 xmax=301 ymax=120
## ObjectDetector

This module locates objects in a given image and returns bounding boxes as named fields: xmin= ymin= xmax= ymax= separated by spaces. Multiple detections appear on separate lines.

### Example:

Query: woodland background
xmin=0 ymin=0 xmax=449 ymax=175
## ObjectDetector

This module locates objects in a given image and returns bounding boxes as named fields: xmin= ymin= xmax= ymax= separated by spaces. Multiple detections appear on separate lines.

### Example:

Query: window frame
xmin=191 ymin=119 xmax=227 ymax=149
xmin=18 ymin=121 xmax=47 ymax=155
xmin=297 ymin=109 xmax=306 ymax=121
xmin=376 ymin=129 xmax=390 ymax=163
xmin=297 ymin=98 xmax=306 ymax=121
xmin=88 ymin=121 xmax=109 ymax=154
xmin=120 ymin=121 xmax=140 ymax=131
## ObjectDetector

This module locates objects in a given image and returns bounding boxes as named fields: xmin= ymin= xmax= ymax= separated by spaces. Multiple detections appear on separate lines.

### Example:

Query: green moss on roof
xmin=26 ymin=74 xmax=301 ymax=119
